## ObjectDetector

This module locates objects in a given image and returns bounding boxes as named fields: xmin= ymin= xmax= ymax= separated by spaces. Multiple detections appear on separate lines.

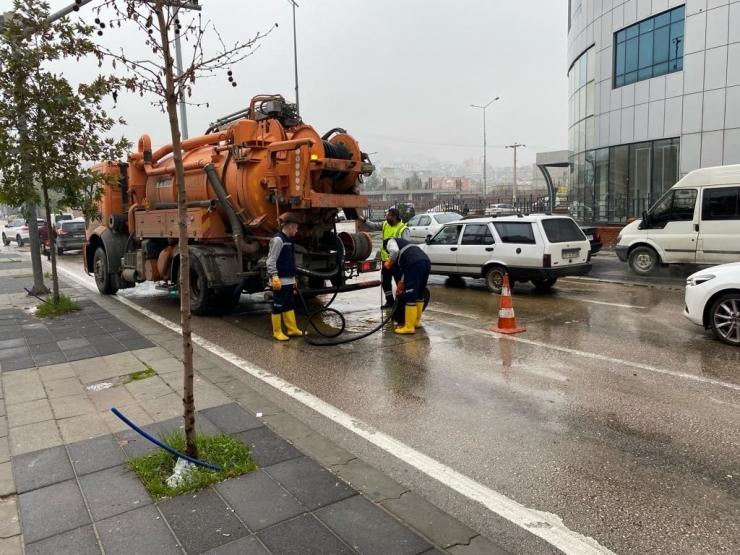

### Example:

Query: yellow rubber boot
xmin=395 ymin=305 xmax=417 ymax=335
xmin=271 ymin=314 xmax=289 ymax=341
xmin=283 ymin=310 xmax=306 ymax=337
xmin=415 ymin=302 xmax=424 ymax=328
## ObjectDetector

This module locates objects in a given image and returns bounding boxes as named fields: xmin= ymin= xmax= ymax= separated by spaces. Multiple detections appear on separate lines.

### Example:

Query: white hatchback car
xmin=684 ymin=262 xmax=740 ymax=347
xmin=422 ymin=214 xmax=592 ymax=293
xmin=406 ymin=212 xmax=462 ymax=244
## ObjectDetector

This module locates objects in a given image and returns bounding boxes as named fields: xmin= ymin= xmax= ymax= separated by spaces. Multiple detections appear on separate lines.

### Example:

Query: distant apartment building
xmin=567 ymin=0 xmax=740 ymax=223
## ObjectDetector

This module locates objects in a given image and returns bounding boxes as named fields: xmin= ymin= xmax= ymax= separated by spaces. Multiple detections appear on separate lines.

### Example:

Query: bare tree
xmin=92 ymin=0 xmax=274 ymax=458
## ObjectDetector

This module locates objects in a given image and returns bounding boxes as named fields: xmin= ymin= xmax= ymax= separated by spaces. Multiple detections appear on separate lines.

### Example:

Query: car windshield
xmin=541 ymin=218 xmax=585 ymax=243
xmin=435 ymin=213 xmax=462 ymax=224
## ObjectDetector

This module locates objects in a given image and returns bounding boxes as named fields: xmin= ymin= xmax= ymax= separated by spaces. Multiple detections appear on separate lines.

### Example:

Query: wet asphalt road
xmin=42 ymin=248 xmax=740 ymax=555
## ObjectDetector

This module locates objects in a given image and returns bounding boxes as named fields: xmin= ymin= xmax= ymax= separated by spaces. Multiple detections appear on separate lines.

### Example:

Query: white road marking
xmin=571 ymin=299 xmax=644 ymax=309
xmin=57 ymin=265 xmax=615 ymax=555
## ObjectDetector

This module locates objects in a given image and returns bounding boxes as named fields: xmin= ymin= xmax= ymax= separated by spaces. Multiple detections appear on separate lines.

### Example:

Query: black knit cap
xmin=282 ymin=215 xmax=300 ymax=226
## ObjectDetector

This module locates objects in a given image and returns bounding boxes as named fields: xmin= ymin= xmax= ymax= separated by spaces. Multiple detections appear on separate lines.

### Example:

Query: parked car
xmin=422 ymin=214 xmax=592 ymax=293
xmin=616 ymin=164 xmax=740 ymax=276
xmin=51 ymin=218 xmax=87 ymax=255
xmin=406 ymin=212 xmax=462 ymax=244
xmin=579 ymin=225 xmax=603 ymax=255
xmin=3 ymin=218 xmax=45 ymax=247
xmin=684 ymin=262 xmax=740 ymax=347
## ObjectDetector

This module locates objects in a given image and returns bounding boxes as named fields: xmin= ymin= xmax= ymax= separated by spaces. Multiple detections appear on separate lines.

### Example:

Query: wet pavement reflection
xmin=48 ymin=251 xmax=740 ymax=555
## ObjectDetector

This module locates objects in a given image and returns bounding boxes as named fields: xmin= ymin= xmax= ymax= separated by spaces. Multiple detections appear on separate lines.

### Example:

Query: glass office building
xmin=567 ymin=1 xmax=740 ymax=223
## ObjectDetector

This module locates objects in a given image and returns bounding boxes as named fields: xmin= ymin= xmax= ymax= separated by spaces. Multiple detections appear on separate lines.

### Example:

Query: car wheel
xmin=15 ymin=235 xmax=23 ymax=247
xmin=93 ymin=247 xmax=118 ymax=294
xmin=709 ymin=293 xmax=740 ymax=347
xmin=189 ymin=253 xmax=213 ymax=316
xmin=532 ymin=278 xmax=558 ymax=291
xmin=628 ymin=246 xmax=659 ymax=276
xmin=2 ymin=234 xmax=9 ymax=246
xmin=485 ymin=265 xmax=506 ymax=294
xmin=56 ymin=246 xmax=64 ymax=255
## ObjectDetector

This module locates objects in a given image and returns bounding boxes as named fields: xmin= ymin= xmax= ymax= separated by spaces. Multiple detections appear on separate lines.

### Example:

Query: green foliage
xmin=127 ymin=432 xmax=256 ymax=500
xmin=35 ymin=293 xmax=81 ymax=317
xmin=120 ymin=366 xmax=157 ymax=385
xmin=0 ymin=0 xmax=130 ymax=218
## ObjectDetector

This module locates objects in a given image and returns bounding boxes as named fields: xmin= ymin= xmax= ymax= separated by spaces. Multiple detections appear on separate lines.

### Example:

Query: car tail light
xmin=543 ymin=254 xmax=551 ymax=268
xmin=593 ymin=231 xmax=601 ymax=241
xmin=21 ymin=226 xmax=28 ymax=231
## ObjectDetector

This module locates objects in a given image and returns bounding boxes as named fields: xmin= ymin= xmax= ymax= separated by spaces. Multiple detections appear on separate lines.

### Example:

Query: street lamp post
xmin=470 ymin=96 xmax=499 ymax=200
xmin=506 ymin=142 xmax=525 ymax=203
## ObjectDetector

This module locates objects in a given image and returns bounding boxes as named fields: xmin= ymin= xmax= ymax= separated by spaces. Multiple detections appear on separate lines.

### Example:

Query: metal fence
xmin=365 ymin=194 xmax=657 ymax=224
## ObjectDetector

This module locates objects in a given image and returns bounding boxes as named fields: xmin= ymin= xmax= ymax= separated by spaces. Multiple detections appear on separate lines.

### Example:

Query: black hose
xmin=321 ymin=127 xmax=347 ymax=140
xmin=293 ymin=225 xmax=397 ymax=346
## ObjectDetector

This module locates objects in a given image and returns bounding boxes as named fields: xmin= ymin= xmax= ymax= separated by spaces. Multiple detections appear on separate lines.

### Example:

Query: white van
xmin=615 ymin=164 xmax=740 ymax=275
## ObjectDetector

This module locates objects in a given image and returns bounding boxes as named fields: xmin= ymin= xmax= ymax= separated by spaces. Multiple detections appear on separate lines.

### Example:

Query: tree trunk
xmin=26 ymin=203 xmax=49 ymax=296
xmin=41 ymin=179 xmax=59 ymax=304
xmin=156 ymin=3 xmax=197 ymax=459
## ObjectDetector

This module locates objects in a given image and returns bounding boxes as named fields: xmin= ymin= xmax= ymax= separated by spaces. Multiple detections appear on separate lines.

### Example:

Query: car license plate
xmin=562 ymin=249 xmax=580 ymax=259
xmin=586 ymin=234 xmax=593 ymax=241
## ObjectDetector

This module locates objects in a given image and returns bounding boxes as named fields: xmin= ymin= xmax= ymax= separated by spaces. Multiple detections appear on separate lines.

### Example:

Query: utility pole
xmin=506 ymin=143 xmax=525 ymax=203
xmin=470 ymin=96 xmax=499 ymax=200
xmin=286 ymin=0 xmax=300 ymax=114
xmin=167 ymin=1 xmax=203 ymax=140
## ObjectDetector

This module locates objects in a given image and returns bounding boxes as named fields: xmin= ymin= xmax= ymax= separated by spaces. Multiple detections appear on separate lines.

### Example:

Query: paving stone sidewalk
xmin=0 ymin=255 xmax=508 ymax=555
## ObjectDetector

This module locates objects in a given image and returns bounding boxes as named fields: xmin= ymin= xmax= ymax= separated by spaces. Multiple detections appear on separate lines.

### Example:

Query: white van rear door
xmin=697 ymin=186 xmax=740 ymax=264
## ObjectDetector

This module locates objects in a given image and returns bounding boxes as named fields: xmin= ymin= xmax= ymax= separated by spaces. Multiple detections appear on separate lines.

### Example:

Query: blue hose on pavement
xmin=111 ymin=407 xmax=222 ymax=471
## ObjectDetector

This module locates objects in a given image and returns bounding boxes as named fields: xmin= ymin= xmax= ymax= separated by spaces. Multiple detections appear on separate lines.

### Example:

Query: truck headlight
xmin=616 ymin=234 xmax=623 ymax=244
xmin=686 ymin=274 xmax=715 ymax=287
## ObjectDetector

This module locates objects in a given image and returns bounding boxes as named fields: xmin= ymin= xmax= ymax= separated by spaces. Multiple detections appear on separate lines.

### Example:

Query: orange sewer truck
xmin=83 ymin=95 xmax=379 ymax=315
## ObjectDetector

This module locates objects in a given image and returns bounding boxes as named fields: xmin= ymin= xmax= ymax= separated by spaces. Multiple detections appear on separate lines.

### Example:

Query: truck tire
xmin=188 ymin=254 xmax=213 ymax=316
xmin=485 ymin=265 xmax=506 ymax=294
xmin=93 ymin=247 xmax=118 ymax=295
xmin=628 ymin=246 xmax=659 ymax=276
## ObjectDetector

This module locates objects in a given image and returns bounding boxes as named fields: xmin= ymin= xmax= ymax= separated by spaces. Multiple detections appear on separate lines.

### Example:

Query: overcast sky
xmin=7 ymin=0 xmax=568 ymax=169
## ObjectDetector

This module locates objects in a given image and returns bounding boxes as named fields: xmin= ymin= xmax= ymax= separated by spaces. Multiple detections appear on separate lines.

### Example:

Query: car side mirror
xmin=425 ymin=236 xmax=431 ymax=245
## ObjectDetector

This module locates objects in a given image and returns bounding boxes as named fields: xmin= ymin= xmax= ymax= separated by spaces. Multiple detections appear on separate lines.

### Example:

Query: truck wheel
xmin=485 ymin=265 xmax=506 ymax=294
xmin=15 ymin=235 xmax=23 ymax=247
xmin=2 ymin=234 xmax=9 ymax=246
xmin=189 ymin=254 xmax=212 ymax=316
xmin=628 ymin=246 xmax=659 ymax=276
xmin=709 ymin=293 xmax=740 ymax=347
xmin=532 ymin=278 xmax=557 ymax=291
xmin=93 ymin=247 xmax=118 ymax=295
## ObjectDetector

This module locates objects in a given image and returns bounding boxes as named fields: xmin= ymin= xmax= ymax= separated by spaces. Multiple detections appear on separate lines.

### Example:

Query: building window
xmin=614 ymin=5 xmax=685 ymax=88
xmin=568 ymin=138 xmax=680 ymax=223
xmin=567 ymin=46 xmax=595 ymax=156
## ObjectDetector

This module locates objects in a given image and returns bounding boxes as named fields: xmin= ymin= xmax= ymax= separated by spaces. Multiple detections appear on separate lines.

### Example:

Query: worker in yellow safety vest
xmin=359 ymin=208 xmax=410 ymax=308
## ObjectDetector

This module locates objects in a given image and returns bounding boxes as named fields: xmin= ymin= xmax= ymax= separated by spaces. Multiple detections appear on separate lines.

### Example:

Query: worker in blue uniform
xmin=384 ymin=237 xmax=432 ymax=334
xmin=266 ymin=215 xmax=306 ymax=341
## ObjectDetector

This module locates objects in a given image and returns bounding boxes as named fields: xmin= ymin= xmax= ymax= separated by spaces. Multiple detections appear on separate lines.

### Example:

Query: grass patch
xmin=35 ymin=294 xmax=81 ymax=318
xmin=127 ymin=431 xmax=256 ymax=500
xmin=120 ymin=366 xmax=157 ymax=385
xmin=44 ymin=272 xmax=52 ymax=279
xmin=12 ymin=274 xmax=33 ymax=279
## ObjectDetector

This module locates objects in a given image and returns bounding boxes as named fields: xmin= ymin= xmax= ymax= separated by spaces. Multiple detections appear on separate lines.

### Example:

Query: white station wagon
xmin=422 ymin=214 xmax=593 ymax=293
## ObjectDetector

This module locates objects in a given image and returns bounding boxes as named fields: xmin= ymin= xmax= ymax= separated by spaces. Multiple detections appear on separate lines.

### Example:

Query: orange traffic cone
xmin=489 ymin=274 xmax=526 ymax=334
